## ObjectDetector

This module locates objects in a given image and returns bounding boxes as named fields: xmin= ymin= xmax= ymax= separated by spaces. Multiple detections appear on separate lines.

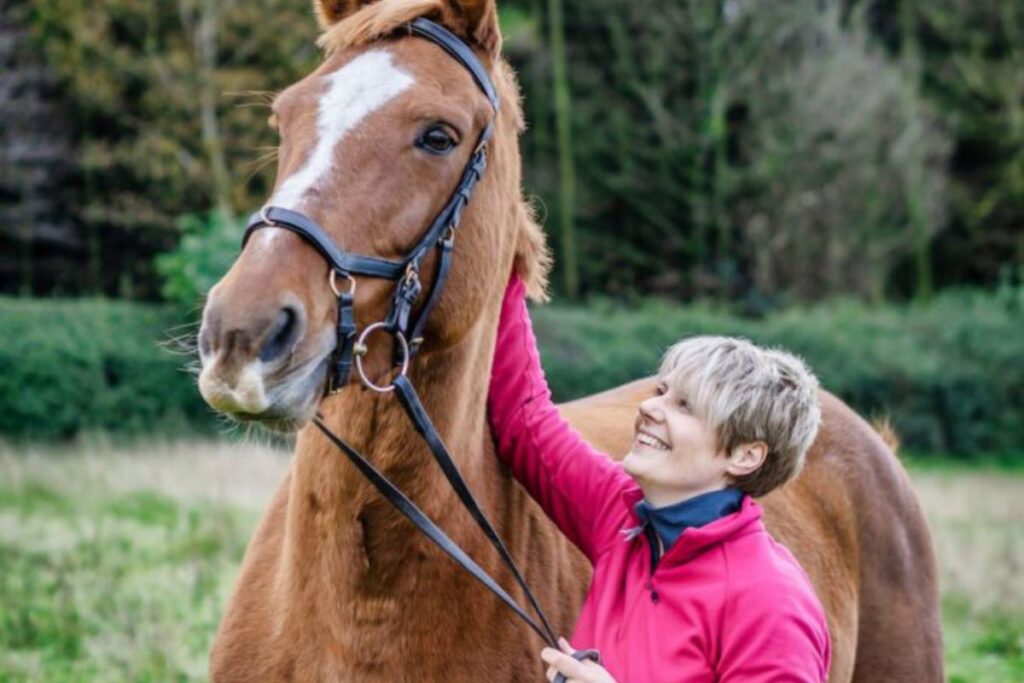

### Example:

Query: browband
xmin=409 ymin=18 xmax=500 ymax=113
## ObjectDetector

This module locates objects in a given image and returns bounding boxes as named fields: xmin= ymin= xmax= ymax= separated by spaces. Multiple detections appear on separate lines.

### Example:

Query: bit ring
xmin=354 ymin=322 xmax=409 ymax=393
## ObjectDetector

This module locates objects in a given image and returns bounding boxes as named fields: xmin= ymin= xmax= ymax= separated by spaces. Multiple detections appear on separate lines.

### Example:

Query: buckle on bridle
xmin=329 ymin=269 xmax=356 ymax=298
xmin=403 ymin=263 xmax=420 ymax=287
xmin=259 ymin=205 xmax=275 ymax=226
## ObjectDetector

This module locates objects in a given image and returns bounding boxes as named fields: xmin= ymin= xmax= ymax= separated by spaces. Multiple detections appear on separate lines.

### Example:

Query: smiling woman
xmin=489 ymin=277 xmax=831 ymax=682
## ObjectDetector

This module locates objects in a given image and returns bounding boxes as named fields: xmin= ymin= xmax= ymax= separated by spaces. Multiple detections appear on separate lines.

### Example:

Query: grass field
xmin=0 ymin=440 xmax=1021 ymax=682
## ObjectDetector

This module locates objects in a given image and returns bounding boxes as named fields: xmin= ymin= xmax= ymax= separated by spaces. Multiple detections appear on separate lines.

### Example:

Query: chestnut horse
xmin=196 ymin=0 xmax=943 ymax=680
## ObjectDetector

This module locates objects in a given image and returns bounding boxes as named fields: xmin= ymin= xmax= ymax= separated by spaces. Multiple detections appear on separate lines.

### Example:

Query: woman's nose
xmin=638 ymin=396 xmax=664 ymax=423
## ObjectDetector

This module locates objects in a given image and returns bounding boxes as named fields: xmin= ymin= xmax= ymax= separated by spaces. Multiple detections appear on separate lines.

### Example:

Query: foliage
xmin=2 ymin=0 xmax=1020 ymax=304
xmin=9 ymin=0 xmax=318 ymax=297
xmin=0 ymin=298 xmax=213 ymax=440
xmin=943 ymin=601 xmax=1024 ymax=683
xmin=512 ymin=0 xmax=950 ymax=302
xmin=156 ymin=212 xmax=244 ymax=311
xmin=2 ymin=290 xmax=1021 ymax=457
xmin=532 ymin=288 xmax=1024 ymax=456
xmin=853 ymin=0 xmax=1024 ymax=291
xmin=0 ymin=1 xmax=77 ymax=295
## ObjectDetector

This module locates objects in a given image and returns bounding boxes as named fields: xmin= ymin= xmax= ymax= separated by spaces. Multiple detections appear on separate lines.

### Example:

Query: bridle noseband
xmin=236 ymin=19 xmax=600 ymax=677
xmin=242 ymin=18 xmax=498 ymax=395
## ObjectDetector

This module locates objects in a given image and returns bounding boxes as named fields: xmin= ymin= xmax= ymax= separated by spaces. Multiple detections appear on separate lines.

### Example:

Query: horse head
xmin=197 ymin=0 xmax=548 ymax=429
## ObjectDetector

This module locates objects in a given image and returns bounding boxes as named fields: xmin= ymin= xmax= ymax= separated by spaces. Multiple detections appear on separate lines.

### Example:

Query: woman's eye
xmin=417 ymin=126 xmax=457 ymax=154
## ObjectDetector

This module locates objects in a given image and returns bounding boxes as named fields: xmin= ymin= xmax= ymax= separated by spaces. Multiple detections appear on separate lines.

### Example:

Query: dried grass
xmin=1 ymin=440 xmax=1020 ymax=615
xmin=911 ymin=469 xmax=1024 ymax=616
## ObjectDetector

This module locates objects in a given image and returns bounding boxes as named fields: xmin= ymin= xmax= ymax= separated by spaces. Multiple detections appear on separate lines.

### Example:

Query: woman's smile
xmin=635 ymin=430 xmax=670 ymax=451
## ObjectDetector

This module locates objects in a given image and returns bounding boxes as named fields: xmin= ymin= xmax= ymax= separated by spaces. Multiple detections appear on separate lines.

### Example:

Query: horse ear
xmin=315 ymin=0 xmax=373 ymax=28
xmin=444 ymin=0 xmax=501 ymax=59
xmin=315 ymin=1 xmax=500 ymax=58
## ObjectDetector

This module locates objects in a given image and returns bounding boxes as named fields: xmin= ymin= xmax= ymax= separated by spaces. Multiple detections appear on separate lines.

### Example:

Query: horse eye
xmin=417 ymin=126 xmax=456 ymax=155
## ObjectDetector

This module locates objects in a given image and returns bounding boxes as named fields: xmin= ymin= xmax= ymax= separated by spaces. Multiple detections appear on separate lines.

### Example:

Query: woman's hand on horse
xmin=541 ymin=638 xmax=617 ymax=683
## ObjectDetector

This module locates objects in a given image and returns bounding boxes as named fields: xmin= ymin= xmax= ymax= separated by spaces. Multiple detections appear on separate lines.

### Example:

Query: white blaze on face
xmin=268 ymin=49 xmax=415 ymax=213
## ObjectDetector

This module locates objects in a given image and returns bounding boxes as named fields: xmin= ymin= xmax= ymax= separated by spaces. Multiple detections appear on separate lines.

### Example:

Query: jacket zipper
xmin=643 ymin=525 xmax=661 ymax=604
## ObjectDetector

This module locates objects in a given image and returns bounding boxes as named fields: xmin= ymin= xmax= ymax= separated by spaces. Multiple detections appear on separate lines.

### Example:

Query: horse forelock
xmin=317 ymin=0 xmax=446 ymax=54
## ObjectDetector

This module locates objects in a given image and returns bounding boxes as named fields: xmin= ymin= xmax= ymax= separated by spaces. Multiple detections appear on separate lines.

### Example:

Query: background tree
xmin=2 ymin=0 xmax=318 ymax=297
xmin=511 ymin=0 xmax=949 ymax=304
xmin=2 ymin=0 xmax=1019 ymax=305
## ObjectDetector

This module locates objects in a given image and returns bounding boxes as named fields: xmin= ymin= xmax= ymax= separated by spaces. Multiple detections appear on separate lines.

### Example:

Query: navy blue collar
xmin=634 ymin=488 xmax=745 ymax=567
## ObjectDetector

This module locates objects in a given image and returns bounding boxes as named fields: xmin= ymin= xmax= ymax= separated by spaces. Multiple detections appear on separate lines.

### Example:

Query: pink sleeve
xmin=717 ymin=576 xmax=831 ymax=682
xmin=487 ymin=274 xmax=633 ymax=562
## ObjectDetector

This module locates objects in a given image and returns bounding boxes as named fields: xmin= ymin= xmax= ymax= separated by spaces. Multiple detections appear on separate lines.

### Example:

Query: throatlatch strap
xmin=407 ymin=237 xmax=453 ymax=357
xmin=329 ymin=291 xmax=357 ymax=392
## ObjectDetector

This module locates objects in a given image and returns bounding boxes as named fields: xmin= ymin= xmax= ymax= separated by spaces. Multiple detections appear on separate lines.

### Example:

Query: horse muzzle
xmin=197 ymin=287 xmax=330 ymax=427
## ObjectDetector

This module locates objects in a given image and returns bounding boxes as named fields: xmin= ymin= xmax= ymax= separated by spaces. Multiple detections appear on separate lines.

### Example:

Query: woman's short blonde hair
xmin=659 ymin=336 xmax=821 ymax=497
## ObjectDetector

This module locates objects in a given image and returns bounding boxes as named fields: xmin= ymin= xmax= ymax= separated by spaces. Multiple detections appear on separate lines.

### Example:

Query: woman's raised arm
xmin=487 ymin=274 xmax=633 ymax=562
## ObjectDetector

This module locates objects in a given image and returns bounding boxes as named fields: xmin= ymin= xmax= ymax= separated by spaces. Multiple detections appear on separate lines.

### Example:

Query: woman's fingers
xmin=541 ymin=647 xmax=590 ymax=681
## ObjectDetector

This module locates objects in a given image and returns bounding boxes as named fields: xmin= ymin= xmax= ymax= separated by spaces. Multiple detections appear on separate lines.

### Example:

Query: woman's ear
xmin=726 ymin=441 xmax=769 ymax=478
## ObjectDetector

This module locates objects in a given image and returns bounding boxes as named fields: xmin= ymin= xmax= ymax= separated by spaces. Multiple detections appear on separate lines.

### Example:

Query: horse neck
xmin=286 ymin=308 xmax=503 ymax=586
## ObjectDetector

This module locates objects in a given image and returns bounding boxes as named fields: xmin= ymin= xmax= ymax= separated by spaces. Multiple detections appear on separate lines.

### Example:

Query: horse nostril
xmin=259 ymin=307 xmax=301 ymax=362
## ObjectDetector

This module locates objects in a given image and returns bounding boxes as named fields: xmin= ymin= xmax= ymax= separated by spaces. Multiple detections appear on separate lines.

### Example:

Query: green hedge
xmin=2 ymin=291 xmax=1021 ymax=456
xmin=0 ymin=298 xmax=214 ymax=440
xmin=534 ymin=289 xmax=1024 ymax=458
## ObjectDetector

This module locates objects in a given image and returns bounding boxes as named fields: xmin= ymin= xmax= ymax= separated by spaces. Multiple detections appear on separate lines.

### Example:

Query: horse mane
xmin=317 ymin=0 xmax=550 ymax=299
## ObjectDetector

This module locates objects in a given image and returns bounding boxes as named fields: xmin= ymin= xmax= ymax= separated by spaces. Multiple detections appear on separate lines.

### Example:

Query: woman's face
xmin=621 ymin=379 xmax=732 ymax=507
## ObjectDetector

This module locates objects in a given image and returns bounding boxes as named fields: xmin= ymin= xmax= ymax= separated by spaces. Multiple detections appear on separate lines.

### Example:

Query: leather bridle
xmin=239 ymin=18 xmax=598 ymax=679
xmin=243 ymin=18 xmax=498 ymax=396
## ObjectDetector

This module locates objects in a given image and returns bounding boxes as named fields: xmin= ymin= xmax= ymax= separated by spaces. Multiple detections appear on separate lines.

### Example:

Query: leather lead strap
xmin=392 ymin=375 xmax=558 ymax=644
xmin=311 ymin=415 xmax=556 ymax=646
xmin=406 ymin=236 xmax=453 ymax=358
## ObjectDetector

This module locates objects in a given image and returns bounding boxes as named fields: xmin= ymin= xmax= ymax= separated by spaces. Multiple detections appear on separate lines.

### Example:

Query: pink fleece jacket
xmin=487 ymin=275 xmax=831 ymax=683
